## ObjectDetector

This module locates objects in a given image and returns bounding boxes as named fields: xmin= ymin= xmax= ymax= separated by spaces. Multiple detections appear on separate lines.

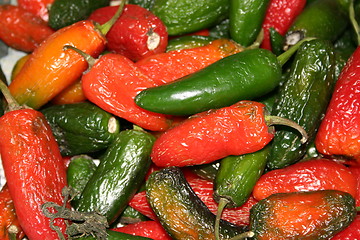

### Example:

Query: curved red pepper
xmin=252 ymin=158 xmax=358 ymax=201
xmin=315 ymin=46 xmax=360 ymax=161
xmin=260 ymin=0 xmax=306 ymax=50
xmin=151 ymin=100 xmax=274 ymax=167
xmin=349 ymin=166 xmax=360 ymax=207
xmin=88 ymin=4 xmax=168 ymax=62
xmin=129 ymin=169 xmax=258 ymax=226
xmin=0 ymin=184 xmax=25 ymax=240
xmin=17 ymin=0 xmax=54 ymax=22
xmin=0 ymin=109 xmax=68 ymax=240
xmin=81 ymin=52 xmax=173 ymax=132
xmin=112 ymin=221 xmax=172 ymax=240
xmin=0 ymin=5 xmax=55 ymax=52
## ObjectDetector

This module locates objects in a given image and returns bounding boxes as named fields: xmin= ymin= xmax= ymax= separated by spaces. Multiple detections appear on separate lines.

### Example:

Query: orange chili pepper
xmin=8 ymin=2 xmax=126 ymax=109
xmin=51 ymin=79 xmax=87 ymax=105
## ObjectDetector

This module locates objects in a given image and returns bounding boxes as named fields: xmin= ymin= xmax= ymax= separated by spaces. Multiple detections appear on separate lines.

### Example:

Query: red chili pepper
xmin=252 ymin=158 xmax=358 ymax=201
xmin=136 ymin=38 xmax=242 ymax=85
xmin=331 ymin=214 xmax=360 ymax=240
xmin=315 ymin=46 xmax=360 ymax=161
xmin=0 ymin=107 xmax=68 ymax=239
xmin=0 ymin=184 xmax=25 ymax=240
xmin=129 ymin=169 xmax=258 ymax=226
xmin=88 ymin=4 xmax=168 ymax=62
xmin=0 ymin=5 xmax=55 ymax=52
xmin=75 ymin=50 xmax=173 ymax=132
xmin=112 ymin=221 xmax=172 ymax=240
xmin=260 ymin=0 xmax=306 ymax=50
xmin=150 ymin=101 xmax=275 ymax=167
xmin=349 ymin=166 xmax=360 ymax=207
xmin=17 ymin=0 xmax=54 ymax=22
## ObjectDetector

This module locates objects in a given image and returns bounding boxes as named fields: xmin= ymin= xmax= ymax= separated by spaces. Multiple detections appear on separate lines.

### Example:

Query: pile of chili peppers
xmin=1 ymin=0 xmax=360 ymax=239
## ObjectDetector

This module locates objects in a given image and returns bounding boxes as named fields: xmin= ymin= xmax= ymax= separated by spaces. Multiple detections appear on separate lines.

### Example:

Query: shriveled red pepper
xmin=315 ymin=46 xmax=360 ymax=161
xmin=0 ymin=5 xmax=55 ymax=52
xmin=8 ymin=2 xmax=126 ymax=109
xmin=17 ymin=0 xmax=54 ymax=22
xmin=66 ymin=47 xmax=173 ymax=132
xmin=260 ymin=0 xmax=306 ymax=50
xmin=112 ymin=220 xmax=172 ymax=240
xmin=0 ymin=82 xmax=68 ymax=239
xmin=331 ymin=214 xmax=360 ymax=239
xmin=0 ymin=184 xmax=25 ymax=240
xmin=151 ymin=100 xmax=307 ymax=167
xmin=88 ymin=4 xmax=168 ymax=62
xmin=136 ymin=38 xmax=243 ymax=85
xmin=252 ymin=158 xmax=358 ymax=201
xmin=129 ymin=169 xmax=258 ymax=226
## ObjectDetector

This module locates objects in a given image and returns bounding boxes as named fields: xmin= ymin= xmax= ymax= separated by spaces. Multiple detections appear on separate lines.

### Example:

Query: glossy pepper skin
xmin=136 ymin=38 xmax=242 ymax=85
xmin=81 ymin=53 xmax=173 ymax=132
xmin=315 ymin=46 xmax=360 ymax=161
xmin=8 ymin=20 xmax=106 ymax=109
xmin=17 ymin=0 xmax=54 ymax=22
xmin=0 ymin=108 xmax=68 ymax=240
xmin=0 ymin=184 xmax=25 ymax=240
xmin=88 ymin=4 xmax=168 ymax=62
xmin=0 ymin=5 xmax=55 ymax=52
xmin=331 ymin=215 xmax=360 ymax=239
xmin=252 ymin=158 xmax=358 ymax=201
xmin=112 ymin=221 xmax=172 ymax=240
xmin=260 ymin=0 xmax=306 ymax=50
xmin=250 ymin=190 xmax=357 ymax=239
xmin=151 ymin=101 xmax=274 ymax=167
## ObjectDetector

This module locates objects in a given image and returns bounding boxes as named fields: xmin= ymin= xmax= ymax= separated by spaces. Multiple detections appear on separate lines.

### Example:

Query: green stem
xmin=265 ymin=115 xmax=308 ymax=144
xmin=349 ymin=0 xmax=360 ymax=46
xmin=96 ymin=0 xmax=126 ymax=35
xmin=277 ymin=37 xmax=316 ymax=66
xmin=0 ymin=77 xmax=21 ymax=111
xmin=228 ymin=231 xmax=255 ymax=240
xmin=215 ymin=197 xmax=229 ymax=240
xmin=245 ymin=29 xmax=264 ymax=50
xmin=63 ymin=45 xmax=97 ymax=69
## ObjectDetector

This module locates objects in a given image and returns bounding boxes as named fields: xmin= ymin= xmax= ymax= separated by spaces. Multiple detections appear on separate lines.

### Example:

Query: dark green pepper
xmin=151 ymin=0 xmax=229 ymax=36
xmin=284 ymin=0 xmax=350 ymax=49
xmin=267 ymin=39 xmax=336 ymax=170
xmin=166 ymin=35 xmax=215 ymax=52
xmin=189 ymin=161 xmax=220 ymax=181
xmin=146 ymin=167 xmax=248 ymax=239
xmin=75 ymin=129 xmax=155 ymax=224
xmin=48 ymin=0 xmax=110 ymax=29
xmin=249 ymin=190 xmax=356 ymax=239
xmin=209 ymin=18 xmax=230 ymax=39
xmin=41 ymin=102 xmax=120 ymax=156
xmin=128 ymin=0 xmax=155 ymax=10
xmin=229 ymin=0 xmax=270 ymax=47
xmin=135 ymin=48 xmax=282 ymax=116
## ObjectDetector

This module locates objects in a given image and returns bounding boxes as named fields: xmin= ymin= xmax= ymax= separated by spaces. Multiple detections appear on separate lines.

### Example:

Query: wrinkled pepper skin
xmin=17 ymin=0 xmax=54 ymax=22
xmin=136 ymin=38 xmax=242 ymax=86
xmin=0 ymin=109 xmax=68 ymax=240
xmin=229 ymin=0 xmax=270 ymax=47
xmin=267 ymin=39 xmax=336 ymax=170
xmin=260 ymin=0 xmax=306 ymax=50
xmin=112 ymin=221 xmax=172 ymax=240
xmin=146 ymin=167 xmax=248 ymax=239
xmin=135 ymin=48 xmax=281 ymax=116
xmin=0 ymin=5 xmax=55 ymax=52
xmin=150 ymin=101 xmax=274 ymax=167
xmin=0 ymin=184 xmax=25 ymax=240
xmin=88 ymin=4 xmax=168 ymax=62
xmin=253 ymin=158 xmax=358 ymax=201
xmin=315 ymin=46 xmax=360 ymax=161
xmin=331 ymin=215 xmax=360 ymax=239
xmin=151 ymin=0 xmax=229 ymax=36
xmin=8 ymin=20 xmax=106 ymax=109
xmin=250 ymin=190 xmax=357 ymax=240
xmin=81 ymin=53 xmax=173 ymax=132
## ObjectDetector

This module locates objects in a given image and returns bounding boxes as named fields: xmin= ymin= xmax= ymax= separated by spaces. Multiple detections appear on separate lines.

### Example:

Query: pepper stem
xmin=265 ymin=115 xmax=308 ymax=144
xmin=63 ymin=45 xmax=97 ymax=70
xmin=214 ymin=197 xmax=229 ymax=240
xmin=277 ymin=37 xmax=316 ymax=66
xmin=0 ymin=77 xmax=21 ymax=111
xmin=228 ymin=231 xmax=255 ymax=240
xmin=349 ymin=0 xmax=360 ymax=46
xmin=245 ymin=29 xmax=264 ymax=50
xmin=96 ymin=0 xmax=126 ymax=35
